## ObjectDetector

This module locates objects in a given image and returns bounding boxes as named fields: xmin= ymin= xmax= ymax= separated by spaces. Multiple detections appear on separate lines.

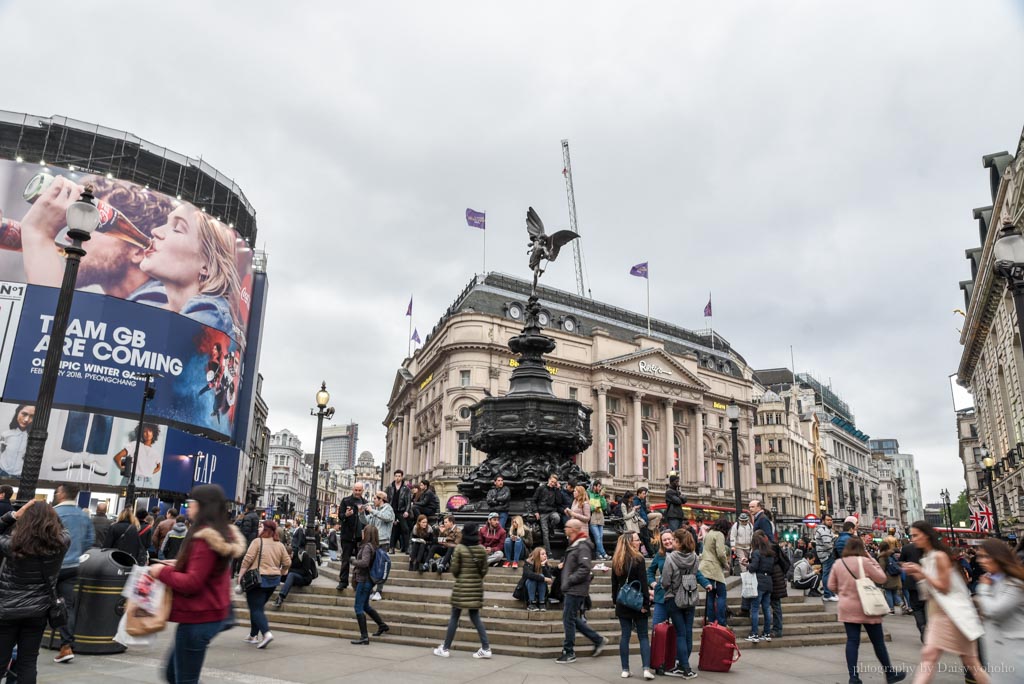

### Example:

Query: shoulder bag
xmin=616 ymin=562 xmax=645 ymax=612
xmin=240 ymin=539 xmax=263 ymax=592
xmin=841 ymin=556 xmax=889 ymax=616
xmin=35 ymin=557 xmax=68 ymax=628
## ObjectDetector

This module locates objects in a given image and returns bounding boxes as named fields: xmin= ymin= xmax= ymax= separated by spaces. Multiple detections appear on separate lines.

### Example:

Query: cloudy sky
xmin=3 ymin=1 xmax=1023 ymax=504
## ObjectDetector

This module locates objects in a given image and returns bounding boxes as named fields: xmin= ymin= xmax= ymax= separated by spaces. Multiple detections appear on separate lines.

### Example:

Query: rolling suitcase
xmin=698 ymin=586 xmax=741 ymax=673
xmin=651 ymin=621 xmax=677 ymax=675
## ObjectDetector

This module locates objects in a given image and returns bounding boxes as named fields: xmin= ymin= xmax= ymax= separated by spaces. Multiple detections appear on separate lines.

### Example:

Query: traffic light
xmin=120 ymin=456 xmax=133 ymax=478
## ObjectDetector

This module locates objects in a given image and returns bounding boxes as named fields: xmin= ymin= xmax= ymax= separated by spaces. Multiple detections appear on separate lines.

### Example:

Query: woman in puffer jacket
xmin=433 ymin=523 xmax=491 ymax=659
xmin=0 ymin=499 xmax=70 ymax=684
xmin=769 ymin=542 xmax=790 ymax=639
xmin=745 ymin=530 xmax=775 ymax=643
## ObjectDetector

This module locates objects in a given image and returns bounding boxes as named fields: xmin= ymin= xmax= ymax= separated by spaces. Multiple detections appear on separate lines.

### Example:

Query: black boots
xmin=351 ymin=615 xmax=370 ymax=645
xmin=272 ymin=595 xmax=284 ymax=609
xmin=373 ymin=623 xmax=390 ymax=637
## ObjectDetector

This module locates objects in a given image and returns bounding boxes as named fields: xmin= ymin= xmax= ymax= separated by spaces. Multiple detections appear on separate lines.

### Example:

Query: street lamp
xmin=981 ymin=445 xmax=1002 ymax=539
xmin=940 ymin=488 xmax=957 ymax=546
xmin=17 ymin=186 xmax=100 ymax=503
xmin=846 ymin=496 xmax=856 ymax=517
xmin=124 ymin=373 xmax=158 ymax=508
xmin=306 ymin=382 xmax=335 ymax=558
xmin=726 ymin=399 xmax=742 ymax=521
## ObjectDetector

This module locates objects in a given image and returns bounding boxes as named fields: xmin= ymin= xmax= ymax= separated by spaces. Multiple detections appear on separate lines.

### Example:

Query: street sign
xmin=802 ymin=514 xmax=821 ymax=527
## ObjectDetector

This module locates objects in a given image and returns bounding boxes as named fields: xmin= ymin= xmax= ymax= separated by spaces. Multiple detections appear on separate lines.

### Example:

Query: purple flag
xmin=411 ymin=328 xmax=421 ymax=344
xmin=406 ymin=296 xmax=413 ymax=317
xmin=466 ymin=208 xmax=486 ymax=230
xmin=629 ymin=262 xmax=648 ymax=279
xmin=704 ymin=296 xmax=713 ymax=317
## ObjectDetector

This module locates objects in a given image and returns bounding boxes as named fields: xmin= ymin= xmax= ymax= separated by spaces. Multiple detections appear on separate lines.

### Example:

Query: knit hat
xmin=738 ymin=512 xmax=750 ymax=522
xmin=460 ymin=523 xmax=480 ymax=545
xmin=487 ymin=512 xmax=499 ymax=520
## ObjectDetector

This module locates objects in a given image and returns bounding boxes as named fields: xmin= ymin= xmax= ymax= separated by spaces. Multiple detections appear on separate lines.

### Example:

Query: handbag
xmin=842 ymin=557 xmax=889 ymax=617
xmin=125 ymin=590 xmax=172 ymax=636
xmin=617 ymin=579 xmax=644 ymax=612
xmin=31 ymin=558 xmax=68 ymax=629
xmin=240 ymin=539 xmax=263 ymax=592
xmin=740 ymin=571 xmax=758 ymax=599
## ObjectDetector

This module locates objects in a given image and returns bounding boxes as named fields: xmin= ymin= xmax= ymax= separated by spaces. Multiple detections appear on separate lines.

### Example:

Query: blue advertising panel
xmin=159 ymin=429 xmax=240 ymax=497
xmin=3 ymin=285 xmax=240 ymax=439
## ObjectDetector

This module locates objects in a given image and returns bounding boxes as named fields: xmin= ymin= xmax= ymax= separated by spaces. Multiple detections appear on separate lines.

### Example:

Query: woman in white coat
xmin=975 ymin=538 xmax=1024 ymax=683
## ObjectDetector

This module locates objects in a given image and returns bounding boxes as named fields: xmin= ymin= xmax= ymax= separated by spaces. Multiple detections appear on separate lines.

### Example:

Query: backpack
xmin=885 ymin=554 xmax=900 ymax=577
xmin=672 ymin=557 xmax=699 ymax=609
xmin=370 ymin=548 xmax=391 ymax=583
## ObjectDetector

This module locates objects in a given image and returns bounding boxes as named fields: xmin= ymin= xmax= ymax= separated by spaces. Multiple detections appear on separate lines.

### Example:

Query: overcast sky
xmin=3 ymin=1 xmax=1023 ymax=505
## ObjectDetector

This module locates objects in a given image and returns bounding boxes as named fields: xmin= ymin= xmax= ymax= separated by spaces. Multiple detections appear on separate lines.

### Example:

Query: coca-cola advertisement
xmin=0 ymin=159 xmax=253 ymax=344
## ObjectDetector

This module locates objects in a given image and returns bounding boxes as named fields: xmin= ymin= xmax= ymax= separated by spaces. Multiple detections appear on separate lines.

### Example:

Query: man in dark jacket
xmin=533 ymin=474 xmax=562 ymax=556
xmin=90 ymin=501 xmax=113 ymax=548
xmin=485 ymin=476 xmax=511 ymax=530
xmin=239 ymin=505 xmax=260 ymax=543
xmin=664 ymin=475 xmax=686 ymax=531
xmin=834 ymin=519 xmax=856 ymax=558
xmin=336 ymin=483 xmax=366 ymax=590
xmin=386 ymin=470 xmax=412 ymax=552
xmin=412 ymin=479 xmax=439 ymax=520
xmin=897 ymin=541 xmax=927 ymax=640
xmin=749 ymin=499 xmax=775 ymax=542
xmin=274 ymin=547 xmax=319 ymax=608
xmin=556 ymin=519 xmax=607 ymax=664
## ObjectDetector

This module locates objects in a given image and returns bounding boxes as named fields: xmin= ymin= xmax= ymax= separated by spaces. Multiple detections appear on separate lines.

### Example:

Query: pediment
xmin=597 ymin=349 xmax=709 ymax=391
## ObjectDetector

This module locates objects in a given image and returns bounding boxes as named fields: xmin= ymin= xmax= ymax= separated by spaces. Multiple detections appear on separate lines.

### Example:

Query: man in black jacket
xmin=336 ymin=483 xmax=366 ymax=591
xmin=485 ymin=476 xmax=511 ymax=530
xmin=533 ymin=474 xmax=562 ymax=556
xmin=665 ymin=475 xmax=687 ymax=531
xmin=274 ymin=547 xmax=319 ymax=609
xmin=386 ymin=470 xmax=412 ymax=552
xmin=556 ymin=519 xmax=607 ymax=664
xmin=239 ymin=504 xmax=260 ymax=544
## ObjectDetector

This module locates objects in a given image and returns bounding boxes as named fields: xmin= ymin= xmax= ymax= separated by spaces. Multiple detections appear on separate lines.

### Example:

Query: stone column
xmin=632 ymin=392 xmax=644 ymax=479
xmin=407 ymin=404 xmax=417 ymax=476
xmin=746 ymin=414 xmax=757 ymax=494
xmin=595 ymin=386 xmax=608 ymax=473
xmin=395 ymin=416 xmax=406 ymax=476
xmin=693 ymin=408 xmax=705 ymax=483
xmin=663 ymin=400 xmax=675 ymax=481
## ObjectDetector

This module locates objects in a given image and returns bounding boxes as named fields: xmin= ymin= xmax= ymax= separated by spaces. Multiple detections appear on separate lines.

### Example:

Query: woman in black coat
xmin=0 ymin=499 xmax=70 ymax=684
xmin=104 ymin=508 xmax=142 ymax=564
xmin=769 ymin=543 xmax=790 ymax=639
xmin=611 ymin=530 xmax=653 ymax=679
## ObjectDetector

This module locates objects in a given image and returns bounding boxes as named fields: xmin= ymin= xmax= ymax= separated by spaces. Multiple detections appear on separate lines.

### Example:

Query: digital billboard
xmin=0 ymin=159 xmax=254 ymax=441
xmin=0 ymin=400 xmax=239 ymax=496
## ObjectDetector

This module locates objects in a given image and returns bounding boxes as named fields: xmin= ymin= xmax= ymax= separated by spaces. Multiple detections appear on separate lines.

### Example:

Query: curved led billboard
xmin=0 ymin=159 xmax=254 ymax=440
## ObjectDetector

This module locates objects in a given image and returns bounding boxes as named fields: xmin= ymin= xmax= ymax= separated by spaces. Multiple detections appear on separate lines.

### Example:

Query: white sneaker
xmin=243 ymin=635 xmax=260 ymax=644
xmin=256 ymin=631 xmax=274 ymax=649
xmin=644 ymin=670 xmax=656 ymax=681
xmin=370 ymin=592 xmax=382 ymax=601
xmin=621 ymin=672 xmax=632 ymax=679
xmin=433 ymin=645 xmax=450 ymax=658
xmin=472 ymin=648 xmax=492 ymax=659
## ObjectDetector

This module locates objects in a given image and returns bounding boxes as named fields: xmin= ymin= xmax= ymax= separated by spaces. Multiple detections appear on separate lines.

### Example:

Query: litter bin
xmin=45 ymin=548 xmax=136 ymax=654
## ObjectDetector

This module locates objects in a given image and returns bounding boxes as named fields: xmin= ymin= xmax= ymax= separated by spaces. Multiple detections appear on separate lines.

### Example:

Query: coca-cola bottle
xmin=22 ymin=172 xmax=152 ymax=250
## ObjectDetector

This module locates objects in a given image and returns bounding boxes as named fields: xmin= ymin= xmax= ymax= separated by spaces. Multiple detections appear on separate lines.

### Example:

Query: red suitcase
xmin=698 ymin=587 xmax=741 ymax=673
xmin=651 ymin=621 xmax=677 ymax=674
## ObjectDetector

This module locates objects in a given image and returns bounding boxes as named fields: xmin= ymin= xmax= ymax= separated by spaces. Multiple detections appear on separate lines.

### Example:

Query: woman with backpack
xmin=237 ymin=519 xmax=290 ymax=649
xmin=699 ymin=517 xmax=731 ymax=626
xmin=745 ymin=530 xmax=774 ymax=643
xmin=660 ymin=527 xmax=705 ymax=679
xmin=827 ymin=535 xmax=906 ymax=684
xmin=104 ymin=508 xmax=142 ymax=564
xmin=349 ymin=525 xmax=390 ymax=645
xmin=611 ymin=530 xmax=654 ymax=680
xmin=433 ymin=523 xmax=491 ymax=659
xmin=876 ymin=541 xmax=903 ymax=614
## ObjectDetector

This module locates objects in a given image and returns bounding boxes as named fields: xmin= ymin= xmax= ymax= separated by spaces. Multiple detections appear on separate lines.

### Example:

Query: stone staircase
xmin=232 ymin=553 xmax=870 ymax=658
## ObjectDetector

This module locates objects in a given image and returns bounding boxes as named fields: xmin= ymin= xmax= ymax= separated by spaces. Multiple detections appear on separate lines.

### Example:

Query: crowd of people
xmin=2 ymin=472 xmax=1024 ymax=682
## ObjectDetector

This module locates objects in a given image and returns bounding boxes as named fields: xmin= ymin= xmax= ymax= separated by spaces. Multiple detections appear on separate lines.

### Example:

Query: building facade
xmin=957 ymin=409 xmax=985 ymax=498
xmin=241 ymin=374 xmax=270 ymax=507
xmin=384 ymin=274 xmax=759 ymax=508
xmin=957 ymin=126 xmax=1024 ymax=538
xmin=322 ymin=423 xmax=359 ymax=472
xmin=263 ymin=429 xmax=310 ymax=519
xmin=868 ymin=439 xmax=924 ymax=527
xmin=750 ymin=385 xmax=817 ymax=525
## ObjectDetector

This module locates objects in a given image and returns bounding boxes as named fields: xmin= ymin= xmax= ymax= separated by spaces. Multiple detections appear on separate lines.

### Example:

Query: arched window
xmin=607 ymin=422 xmax=617 ymax=477
xmin=672 ymin=433 xmax=681 ymax=475
xmin=642 ymin=429 xmax=651 ymax=480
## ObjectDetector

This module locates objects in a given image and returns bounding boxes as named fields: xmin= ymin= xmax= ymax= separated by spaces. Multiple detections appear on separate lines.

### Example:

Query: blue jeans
xmin=498 ymin=513 xmax=508 ymax=530
xmin=165 ymin=620 xmax=223 ymax=684
xmin=821 ymin=555 xmax=836 ymax=598
xmin=708 ymin=581 xmax=728 ymax=626
xmin=619 ymin=616 xmax=651 ymax=671
xmin=770 ymin=597 xmax=783 ymax=636
xmin=589 ymin=524 xmax=607 ymax=557
xmin=279 ymin=571 xmax=310 ymax=598
xmin=443 ymin=607 xmax=489 ymax=650
xmin=651 ymin=601 xmax=668 ymax=626
xmin=667 ymin=518 xmax=682 ymax=531
xmin=504 ymin=537 xmax=525 ymax=563
xmin=665 ymin=601 xmax=695 ymax=670
xmin=843 ymin=622 xmax=895 ymax=681
xmin=749 ymin=589 xmax=771 ymax=636
xmin=900 ymin=571 xmax=912 ymax=606
xmin=526 ymin=578 xmax=547 ymax=604
xmin=245 ymin=586 xmax=274 ymax=637
xmin=562 ymin=594 xmax=602 ymax=653
xmin=883 ymin=588 xmax=902 ymax=609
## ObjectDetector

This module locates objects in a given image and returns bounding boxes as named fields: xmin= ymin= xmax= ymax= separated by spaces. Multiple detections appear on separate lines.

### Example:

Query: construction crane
xmin=561 ymin=139 xmax=589 ymax=297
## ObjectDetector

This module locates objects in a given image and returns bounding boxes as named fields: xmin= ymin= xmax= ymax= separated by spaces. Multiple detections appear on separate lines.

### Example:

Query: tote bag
xmin=740 ymin=571 xmax=758 ymax=599
xmin=842 ymin=556 xmax=889 ymax=617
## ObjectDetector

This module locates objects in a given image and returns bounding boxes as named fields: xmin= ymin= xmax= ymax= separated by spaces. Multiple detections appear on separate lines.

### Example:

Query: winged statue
xmin=526 ymin=206 xmax=579 ymax=294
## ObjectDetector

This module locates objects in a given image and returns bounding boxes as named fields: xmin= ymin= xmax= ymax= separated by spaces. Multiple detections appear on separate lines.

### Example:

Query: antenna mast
xmin=561 ymin=139 xmax=587 ymax=297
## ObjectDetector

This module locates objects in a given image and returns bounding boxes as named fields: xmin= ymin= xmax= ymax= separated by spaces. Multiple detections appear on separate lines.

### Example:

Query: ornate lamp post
xmin=18 ymin=187 xmax=100 ymax=503
xmin=306 ymin=382 xmax=334 ymax=557
xmin=726 ymin=399 xmax=743 ymax=521
xmin=940 ymin=488 xmax=957 ymax=545
xmin=980 ymin=446 xmax=1002 ymax=539
xmin=125 ymin=373 xmax=158 ymax=507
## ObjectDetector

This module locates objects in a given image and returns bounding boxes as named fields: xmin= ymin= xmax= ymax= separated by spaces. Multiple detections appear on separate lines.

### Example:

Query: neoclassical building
xmin=750 ymin=384 xmax=817 ymax=525
xmin=957 ymin=127 xmax=1024 ymax=538
xmin=384 ymin=273 xmax=759 ymax=507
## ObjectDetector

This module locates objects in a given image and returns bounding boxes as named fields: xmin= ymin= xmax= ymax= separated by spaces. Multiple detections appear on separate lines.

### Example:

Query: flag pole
xmin=709 ymin=290 xmax=715 ymax=351
xmin=482 ymin=219 xmax=486 ymax=275
xmin=646 ymin=272 xmax=651 ymax=337
xmin=407 ymin=314 xmax=412 ymax=358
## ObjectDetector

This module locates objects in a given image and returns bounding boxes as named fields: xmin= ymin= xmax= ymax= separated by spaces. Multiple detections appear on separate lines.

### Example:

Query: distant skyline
xmin=2 ymin=1 xmax=1022 ymax=504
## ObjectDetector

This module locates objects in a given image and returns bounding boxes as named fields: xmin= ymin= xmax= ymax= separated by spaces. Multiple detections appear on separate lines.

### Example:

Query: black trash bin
xmin=45 ymin=548 xmax=137 ymax=654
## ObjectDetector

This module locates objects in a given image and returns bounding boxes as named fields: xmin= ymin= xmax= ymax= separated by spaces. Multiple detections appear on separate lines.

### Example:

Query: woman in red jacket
xmin=150 ymin=485 xmax=246 ymax=684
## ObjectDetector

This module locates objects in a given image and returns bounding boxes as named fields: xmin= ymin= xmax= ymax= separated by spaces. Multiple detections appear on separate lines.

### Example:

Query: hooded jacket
xmin=158 ymin=525 xmax=247 ymax=624
xmin=0 ymin=511 xmax=70 ymax=620
xmin=662 ymin=550 xmax=707 ymax=600
xmin=161 ymin=520 xmax=189 ymax=559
